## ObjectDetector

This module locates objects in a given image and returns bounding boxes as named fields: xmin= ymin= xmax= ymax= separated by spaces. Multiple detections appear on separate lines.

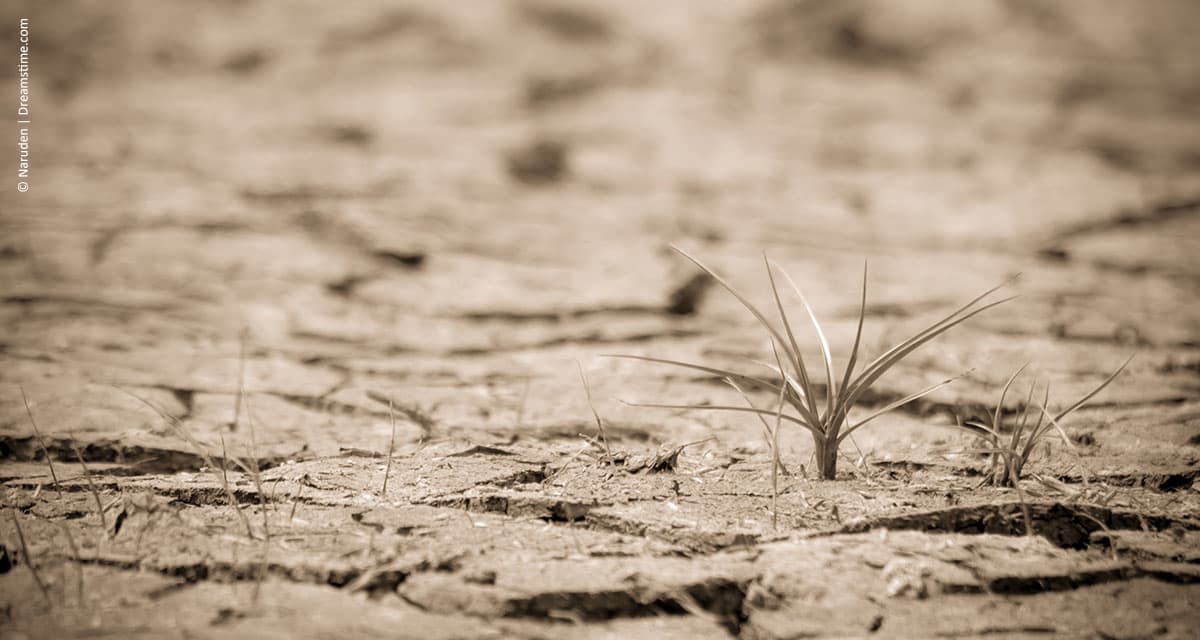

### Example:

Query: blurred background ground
xmin=1 ymin=0 xmax=1197 ymax=458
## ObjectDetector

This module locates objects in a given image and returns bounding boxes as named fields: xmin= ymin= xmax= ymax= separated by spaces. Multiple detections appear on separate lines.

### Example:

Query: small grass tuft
xmin=611 ymin=246 xmax=1014 ymax=481
xmin=577 ymin=360 xmax=614 ymax=466
xmin=951 ymin=354 xmax=1135 ymax=488
xmin=117 ymin=386 xmax=256 ymax=540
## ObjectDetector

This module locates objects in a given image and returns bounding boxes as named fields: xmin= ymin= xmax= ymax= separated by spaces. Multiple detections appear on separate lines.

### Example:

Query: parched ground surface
xmin=2 ymin=1 xmax=1199 ymax=638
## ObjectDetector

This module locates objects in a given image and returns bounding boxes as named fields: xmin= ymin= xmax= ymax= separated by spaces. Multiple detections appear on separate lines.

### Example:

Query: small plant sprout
xmin=117 ymin=387 xmax=256 ymax=539
xmin=577 ymin=360 xmax=613 ymax=465
xmin=611 ymin=246 xmax=1014 ymax=481
xmin=382 ymin=399 xmax=397 ymax=495
xmin=952 ymin=354 xmax=1135 ymax=488
xmin=19 ymin=385 xmax=60 ymax=494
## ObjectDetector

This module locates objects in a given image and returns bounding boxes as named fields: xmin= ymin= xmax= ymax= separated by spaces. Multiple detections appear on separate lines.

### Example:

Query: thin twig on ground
xmin=577 ymin=361 xmax=613 ymax=466
xmin=243 ymin=392 xmax=270 ymax=606
xmin=35 ymin=515 xmax=85 ymax=608
xmin=771 ymin=377 xmax=785 ymax=530
xmin=19 ymin=385 xmax=60 ymax=494
xmin=514 ymin=377 xmax=530 ymax=430
xmin=68 ymin=441 xmax=108 ymax=535
xmin=232 ymin=329 xmax=248 ymax=431
xmin=365 ymin=390 xmax=437 ymax=440
xmin=117 ymin=386 xmax=255 ymax=539
xmin=9 ymin=507 xmax=52 ymax=608
xmin=382 ymin=400 xmax=397 ymax=495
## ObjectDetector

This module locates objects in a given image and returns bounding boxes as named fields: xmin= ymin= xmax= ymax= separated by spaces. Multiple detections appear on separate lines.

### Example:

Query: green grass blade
xmin=1052 ymin=354 xmax=1135 ymax=423
xmin=839 ymin=374 xmax=960 ymax=442
xmin=618 ymin=399 xmax=820 ymax=436
xmin=775 ymin=261 xmax=837 ymax=422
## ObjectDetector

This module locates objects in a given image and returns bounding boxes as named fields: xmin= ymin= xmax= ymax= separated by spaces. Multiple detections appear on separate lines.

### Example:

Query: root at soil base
xmin=815 ymin=434 xmax=840 ymax=481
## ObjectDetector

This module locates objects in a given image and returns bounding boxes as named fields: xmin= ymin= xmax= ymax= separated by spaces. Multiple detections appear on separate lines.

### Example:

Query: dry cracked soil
xmin=1 ymin=1 xmax=1199 ymax=638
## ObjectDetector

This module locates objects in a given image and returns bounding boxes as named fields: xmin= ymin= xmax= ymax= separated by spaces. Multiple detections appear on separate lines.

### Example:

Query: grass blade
xmin=19 ymin=386 xmax=60 ymax=494
xmin=771 ymin=378 xmax=786 ymax=530
xmin=671 ymin=245 xmax=800 ymax=366
xmin=618 ymin=399 xmax=820 ymax=436
xmin=768 ymin=338 xmax=822 ymax=428
xmin=577 ymin=361 xmax=613 ymax=465
xmin=839 ymin=373 xmax=961 ymax=442
xmin=851 ymin=277 xmax=1014 ymax=387
xmin=994 ymin=362 xmax=1030 ymax=438
xmin=1033 ymin=403 xmax=1095 ymax=486
xmin=603 ymin=354 xmax=781 ymax=395
xmin=1014 ymin=379 xmax=1037 ymax=441
xmin=116 ymin=386 xmax=255 ymax=539
xmin=838 ymin=261 xmax=868 ymax=406
xmin=958 ymin=419 xmax=1003 ymax=439
xmin=1017 ymin=382 xmax=1051 ymax=453
xmin=775 ymin=262 xmax=837 ymax=421
xmin=762 ymin=254 xmax=819 ymax=419
xmin=382 ymin=399 xmax=396 ymax=495
xmin=724 ymin=378 xmax=777 ymax=444
xmin=1034 ymin=403 xmax=1078 ymax=454
xmin=843 ymin=294 xmax=1015 ymax=410
xmin=725 ymin=378 xmax=789 ymax=485
xmin=9 ymin=507 xmax=52 ymax=608
xmin=1052 ymin=354 xmax=1135 ymax=422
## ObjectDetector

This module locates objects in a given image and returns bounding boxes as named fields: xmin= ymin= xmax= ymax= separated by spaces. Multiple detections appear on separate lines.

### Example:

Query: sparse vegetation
xmin=3 ymin=1 xmax=1196 ymax=635
xmin=118 ymin=387 xmax=256 ymax=540
xmin=951 ymin=355 xmax=1136 ymax=488
xmin=577 ymin=360 xmax=614 ymax=465
xmin=8 ymin=507 xmax=51 ymax=608
xmin=18 ymin=386 xmax=60 ymax=494
xmin=382 ymin=399 xmax=398 ymax=495
xmin=614 ymin=246 xmax=1014 ymax=481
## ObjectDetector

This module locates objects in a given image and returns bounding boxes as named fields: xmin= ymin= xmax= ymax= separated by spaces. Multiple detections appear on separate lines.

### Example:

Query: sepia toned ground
xmin=2 ymin=1 xmax=1199 ymax=637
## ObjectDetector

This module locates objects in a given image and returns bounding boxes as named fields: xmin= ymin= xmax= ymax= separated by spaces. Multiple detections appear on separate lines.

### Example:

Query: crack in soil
xmin=982 ymin=562 xmax=1200 ymax=595
xmin=452 ymin=304 xmax=666 ymax=323
xmin=836 ymin=501 xmax=1199 ymax=549
xmin=1 ymin=437 xmax=213 ymax=474
xmin=1042 ymin=195 xmax=1200 ymax=245
xmin=422 ymin=492 xmax=597 ymax=522
xmin=74 ymin=550 xmax=411 ymax=595
xmin=501 ymin=576 xmax=750 ymax=633
xmin=0 ymin=436 xmax=290 ymax=474
xmin=445 ymin=328 xmax=706 ymax=356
